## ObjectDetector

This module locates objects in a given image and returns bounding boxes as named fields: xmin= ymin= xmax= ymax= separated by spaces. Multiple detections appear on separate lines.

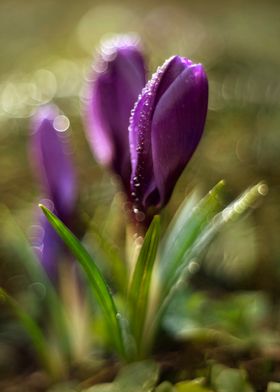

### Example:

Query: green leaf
xmin=154 ymin=182 xmax=266 ymax=339
xmin=128 ymin=216 xmax=161 ymax=357
xmin=159 ymin=181 xmax=225 ymax=297
xmin=40 ymin=204 xmax=126 ymax=359
xmin=0 ymin=288 xmax=56 ymax=377
xmin=84 ymin=360 xmax=159 ymax=392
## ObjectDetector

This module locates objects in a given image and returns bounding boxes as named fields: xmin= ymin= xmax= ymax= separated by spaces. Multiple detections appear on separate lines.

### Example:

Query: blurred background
xmin=0 ymin=0 xmax=280 ymax=384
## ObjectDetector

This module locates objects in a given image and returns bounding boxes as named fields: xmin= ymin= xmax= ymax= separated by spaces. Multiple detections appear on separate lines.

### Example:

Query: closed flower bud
xmin=84 ymin=34 xmax=146 ymax=192
xmin=129 ymin=55 xmax=208 ymax=215
xmin=30 ymin=104 xmax=76 ymax=279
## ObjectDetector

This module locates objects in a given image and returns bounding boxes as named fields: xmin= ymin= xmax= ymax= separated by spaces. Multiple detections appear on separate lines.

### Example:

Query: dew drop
xmin=188 ymin=260 xmax=199 ymax=274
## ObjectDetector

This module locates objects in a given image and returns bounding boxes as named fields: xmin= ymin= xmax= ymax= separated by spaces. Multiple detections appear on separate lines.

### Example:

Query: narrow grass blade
xmin=128 ymin=216 xmax=161 ymax=357
xmin=40 ymin=204 xmax=126 ymax=359
xmin=0 ymin=288 xmax=56 ymax=377
xmin=159 ymin=181 xmax=226 ymax=296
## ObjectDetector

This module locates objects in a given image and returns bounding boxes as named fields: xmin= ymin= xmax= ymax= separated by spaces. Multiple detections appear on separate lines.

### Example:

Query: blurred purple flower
xmin=30 ymin=104 xmax=76 ymax=279
xmin=84 ymin=34 xmax=146 ymax=192
xmin=129 ymin=56 xmax=208 ymax=216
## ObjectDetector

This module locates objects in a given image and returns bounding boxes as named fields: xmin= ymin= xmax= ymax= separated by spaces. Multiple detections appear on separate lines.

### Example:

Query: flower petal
xmin=151 ymin=63 xmax=208 ymax=206
xmin=85 ymin=35 xmax=146 ymax=191
xmin=31 ymin=104 xmax=76 ymax=218
xmin=129 ymin=58 xmax=173 ymax=209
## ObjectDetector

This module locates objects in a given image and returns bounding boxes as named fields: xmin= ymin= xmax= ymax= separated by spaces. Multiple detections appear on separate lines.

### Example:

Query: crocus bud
xmin=84 ymin=34 xmax=146 ymax=192
xmin=129 ymin=56 xmax=208 ymax=216
xmin=30 ymin=104 xmax=76 ymax=279
xmin=31 ymin=105 xmax=76 ymax=218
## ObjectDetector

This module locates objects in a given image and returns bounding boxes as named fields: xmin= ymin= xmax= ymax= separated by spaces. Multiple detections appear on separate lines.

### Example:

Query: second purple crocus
xmin=84 ymin=35 xmax=146 ymax=193
xmin=30 ymin=105 xmax=76 ymax=280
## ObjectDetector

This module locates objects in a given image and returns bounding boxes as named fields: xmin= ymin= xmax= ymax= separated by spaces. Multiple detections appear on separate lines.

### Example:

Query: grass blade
xmin=159 ymin=181 xmax=225 ymax=296
xmin=39 ymin=204 xmax=126 ymax=359
xmin=156 ymin=182 xmax=267 ymax=329
xmin=128 ymin=216 xmax=161 ymax=357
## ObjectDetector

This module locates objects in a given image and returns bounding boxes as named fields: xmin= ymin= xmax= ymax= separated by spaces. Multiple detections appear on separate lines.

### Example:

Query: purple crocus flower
xmin=129 ymin=56 xmax=208 ymax=217
xmin=30 ymin=104 xmax=76 ymax=279
xmin=84 ymin=34 xmax=146 ymax=193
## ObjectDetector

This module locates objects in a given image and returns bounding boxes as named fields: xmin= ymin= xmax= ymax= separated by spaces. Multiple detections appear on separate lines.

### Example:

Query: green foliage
xmin=40 ymin=204 xmax=127 ymax=359
xmin=39 ymin=182 xmax=266 ymax=364
xmin=159 ymin=181 xmax=226 ymax=296
xmin=163 ymin=290 xmax=270 ymax=346
xmin=129 ymin=216 xmax=161 ymax=357
xmin=146 ymin=182 xmax=266 ymax=345
xmin=148 ymin=182 xmax=225 ymax=336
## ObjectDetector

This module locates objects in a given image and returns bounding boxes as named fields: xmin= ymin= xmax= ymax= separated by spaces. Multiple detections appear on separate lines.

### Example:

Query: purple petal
xmin=32 ymin=213 xmax=62 ymax=281
xmin=129 ymin=57 xmax=172 ymax=208
xmin=151 ymin=63 xmax=208 ymax=206
xmin=153 ymin=56 xmax=193 ymax=106
xmin=85 ymin=35 xmax=146 ymax=192
xmin=129 ymin=56 xmax=208 ymax=213
xmin=30 ymin=104 xmax=76 ymax=218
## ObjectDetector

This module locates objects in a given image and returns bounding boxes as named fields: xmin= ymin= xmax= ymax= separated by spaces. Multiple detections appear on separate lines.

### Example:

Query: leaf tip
xmin=154 ymin=214 xmax=160 ymax=223
xmin=38 ymin=204 xmax=49 ymax=216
